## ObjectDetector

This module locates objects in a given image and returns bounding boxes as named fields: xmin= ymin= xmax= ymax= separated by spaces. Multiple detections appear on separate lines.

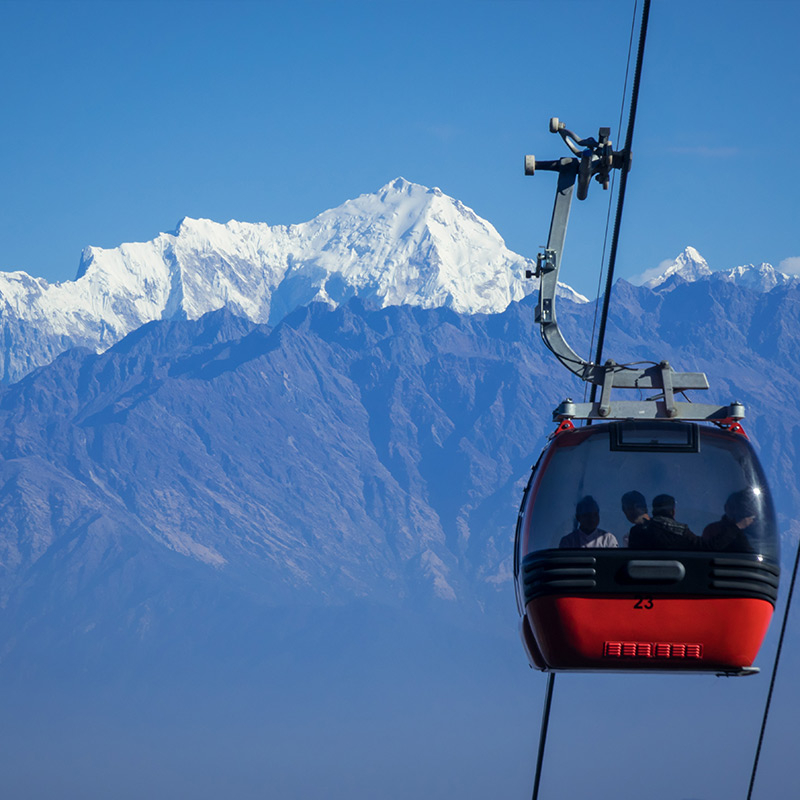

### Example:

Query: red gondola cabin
xmin=513 ymin=420 xmax=779 ymax=674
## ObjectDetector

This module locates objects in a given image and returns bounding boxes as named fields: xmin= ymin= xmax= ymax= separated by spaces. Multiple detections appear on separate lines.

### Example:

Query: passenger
xmin=621 ymin=490 xmax=650 ymax=547
xmin=702 ymin=490 xmax=756 ymax=553
xmin=628 ymin=494 xmax=700 ymax=550
xmin=559 ymin=495 xmax=619 ymax=548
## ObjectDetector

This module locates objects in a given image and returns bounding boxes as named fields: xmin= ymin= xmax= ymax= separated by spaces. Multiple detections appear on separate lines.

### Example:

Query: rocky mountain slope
xmin=1 ymin=277 xmax=799 ymax=676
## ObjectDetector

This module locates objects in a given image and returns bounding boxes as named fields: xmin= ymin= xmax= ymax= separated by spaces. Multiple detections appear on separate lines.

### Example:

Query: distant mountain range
xmin=634 ymin=245 xmax=800 ymax=293
xmin=0 ymin=181 xmax=798 ymax=671
xmin=0 ymin=181 xmax=790 ymax=385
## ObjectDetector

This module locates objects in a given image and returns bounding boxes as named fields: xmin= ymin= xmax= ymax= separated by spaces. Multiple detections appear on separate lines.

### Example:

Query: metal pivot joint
xmin=524 ymin=118 xmax=741 ymax=424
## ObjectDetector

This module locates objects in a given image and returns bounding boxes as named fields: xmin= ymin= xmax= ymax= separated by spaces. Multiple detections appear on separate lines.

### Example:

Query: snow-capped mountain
xmin=634 ymin=246 xmax=799 ymax=293
xmin=714 ymin=262 xmax=799 ymax=292
xmin=0 ymin=178 xmax=586 ymax=384
xmin=636 ymin=246 xmax=712 ymax=289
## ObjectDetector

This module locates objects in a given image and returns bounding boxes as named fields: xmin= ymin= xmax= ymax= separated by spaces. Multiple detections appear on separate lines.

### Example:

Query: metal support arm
xmin=524 ymin=118 xmax=738 ymax=424
xmin=528 ymin=157 xmax=604 ymax=384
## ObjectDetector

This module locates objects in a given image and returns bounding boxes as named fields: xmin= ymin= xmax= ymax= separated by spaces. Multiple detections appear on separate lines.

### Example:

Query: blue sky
xmin=0 ymin=0 xmax=797 ymax=298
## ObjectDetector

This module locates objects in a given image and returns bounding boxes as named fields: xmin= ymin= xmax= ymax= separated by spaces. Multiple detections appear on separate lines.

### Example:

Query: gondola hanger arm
xmin=524 ymin=119 xmax=741 ymax=423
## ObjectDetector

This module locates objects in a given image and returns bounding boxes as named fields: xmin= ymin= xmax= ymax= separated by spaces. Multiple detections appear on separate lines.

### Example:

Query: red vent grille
xmin=604 ymin=641 xmax=703 ymax=659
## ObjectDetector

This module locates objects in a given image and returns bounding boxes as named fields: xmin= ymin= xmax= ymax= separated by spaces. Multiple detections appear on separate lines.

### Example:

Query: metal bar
xmin=531 ymin=672 xmax=556 ymax=800
xmin=599 ymin=367 xmax=614 ymax=418
xmin=553 ymin=400 xmax=740 ymax=422
xmin=538 ymin=173 xmax=581 ymax=367
xmin=660 ymin=361 xmax=676 ymax=417
xmin=536 ymin=161 xmax=606 ymax=384
xmin=607 ymin=367 xmax=708 ymax=391
xmin=545 ymin=160 xmax=578 ymax=274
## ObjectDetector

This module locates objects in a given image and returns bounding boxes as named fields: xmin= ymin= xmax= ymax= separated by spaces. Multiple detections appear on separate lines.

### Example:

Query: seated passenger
xmin=628 ymin=494 xmax=700 ymax=550
xmin=702 ymin=490 xmax=756 ymax=553
xmin=559 ymin=495 xmax=619 ymax=549
xmin=621 ymin=490 xmax=650 ymax=547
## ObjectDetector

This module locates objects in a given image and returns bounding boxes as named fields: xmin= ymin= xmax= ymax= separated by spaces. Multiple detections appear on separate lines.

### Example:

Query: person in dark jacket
xmin=621 ymin=490 xmax=650 ymax=547
xmin=628 ymin=494 xmax=700 ymax=550
xmin=702 ymin=490 xmax=756 ymax=553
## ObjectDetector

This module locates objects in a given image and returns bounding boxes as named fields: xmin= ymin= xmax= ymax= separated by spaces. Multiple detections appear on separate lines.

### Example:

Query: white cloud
xmin=779 ymin=256 xmax=800 ymax=275
xmin=628 ymin=259 xmax=674 ymax=286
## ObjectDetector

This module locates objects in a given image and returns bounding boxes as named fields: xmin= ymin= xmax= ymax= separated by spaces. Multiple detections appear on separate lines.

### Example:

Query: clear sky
xmin=0 ymin=0 xmax=797 ymax=298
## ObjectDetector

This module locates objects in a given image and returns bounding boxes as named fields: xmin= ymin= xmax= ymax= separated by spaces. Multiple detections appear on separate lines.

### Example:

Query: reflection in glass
xmin=558 ymin=495 xmax=619 ymax=549
xmin=521 ymin=422 xmax=778 ymax=560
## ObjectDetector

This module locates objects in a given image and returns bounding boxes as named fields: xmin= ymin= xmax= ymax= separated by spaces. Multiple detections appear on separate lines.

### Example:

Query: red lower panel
xmin=526 ymin=595 xmax=774 ymax=670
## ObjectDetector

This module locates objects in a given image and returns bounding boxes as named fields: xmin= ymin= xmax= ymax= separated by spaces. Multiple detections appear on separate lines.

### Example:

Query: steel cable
xmin=529 ymin=4 xmax=652 ymax=799
xmin=746 ymin=533 xmax=800 ymax=799
xmin=585 ymin=0 xmax=639 ymax=403
xmin=589 ymin=0 xmax=652 ymax=404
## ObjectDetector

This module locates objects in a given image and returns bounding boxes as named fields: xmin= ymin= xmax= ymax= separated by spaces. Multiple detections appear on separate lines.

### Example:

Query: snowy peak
xmin=714 ymin=262 xmax=799 ymax=293
xmin=637 ymin=246 xmax=712 ymax=289
xmin=633 ymin=247 xmax=798 ymax=294
xmin=294 ymin=178 xmax=535 ymax=314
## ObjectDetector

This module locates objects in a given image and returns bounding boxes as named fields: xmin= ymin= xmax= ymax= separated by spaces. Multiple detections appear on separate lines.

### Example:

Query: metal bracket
xmin=535 ymin=249 xmax=556 ymax=277
xmin=599 ymin=366 xmax=614 ymax=418
xmin=524 ymin=124 xmax=625 ymax=386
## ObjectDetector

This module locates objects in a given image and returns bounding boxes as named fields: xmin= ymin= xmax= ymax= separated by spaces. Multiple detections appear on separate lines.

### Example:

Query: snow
xmin=715 ymin=262 xmax=799 ymax=292
xmin=634 ymin=246 xmax=712 ymax=289
xmin=0 ymin=178 xmax=584 ymax=371
xmin=631 ymin=246 xmax=799 ymax=293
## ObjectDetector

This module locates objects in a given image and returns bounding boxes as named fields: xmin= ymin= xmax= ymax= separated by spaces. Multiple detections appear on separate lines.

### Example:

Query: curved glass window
xmin=519 ymin=421 xmax=778 ymax=561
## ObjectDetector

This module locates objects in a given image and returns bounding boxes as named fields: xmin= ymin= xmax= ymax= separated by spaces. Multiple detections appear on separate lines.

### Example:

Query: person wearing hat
xmin=559 ymin=495 xmax=618 ymax=548
xmin=628 ymin=493 xmax=700 ymax=550
xmin=701 ymin=490 xmax=756 ymax=553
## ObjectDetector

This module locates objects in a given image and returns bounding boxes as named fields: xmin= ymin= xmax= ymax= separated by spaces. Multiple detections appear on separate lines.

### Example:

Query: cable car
xmin=514 ymin=119 xmax=780 ymax=674
xmin=513 ymin=419 xmax=779 ymax=673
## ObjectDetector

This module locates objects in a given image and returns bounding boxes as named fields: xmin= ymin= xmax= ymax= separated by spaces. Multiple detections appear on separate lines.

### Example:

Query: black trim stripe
xmin=520 ymin=550 xmax=780 ymax=606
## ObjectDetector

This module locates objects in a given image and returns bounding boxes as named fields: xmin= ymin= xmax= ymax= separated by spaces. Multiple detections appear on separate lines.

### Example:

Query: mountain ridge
xmin=0 ymin=185 xmax=790 ymax=388
xmin=2 ymin=280 xmax=799 ymax=648
xmin=0 ymin=179 xmax=581 ymax=384
xmin=635 ymin=245 xmax=799 ymax=293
